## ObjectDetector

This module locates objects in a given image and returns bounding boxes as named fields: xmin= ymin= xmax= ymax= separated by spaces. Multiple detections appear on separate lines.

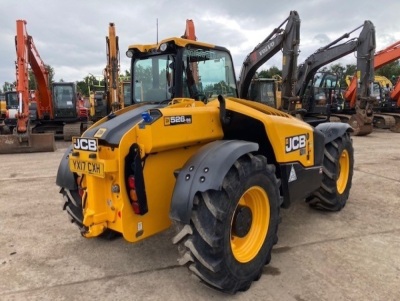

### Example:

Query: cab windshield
xmin=6 ymin=92 xmax=19 ymax=108
xmin=53 ymin=85 xmax=75 ymax=109
xmin=132 ymin=46 xmax=237 ymax=103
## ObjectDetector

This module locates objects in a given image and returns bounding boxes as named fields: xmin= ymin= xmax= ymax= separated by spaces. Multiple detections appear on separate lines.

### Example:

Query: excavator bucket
xmin=0 ymin=132 xmax=55 ymax=154
xmin=348 ymin=114 xmax=373 ymax=136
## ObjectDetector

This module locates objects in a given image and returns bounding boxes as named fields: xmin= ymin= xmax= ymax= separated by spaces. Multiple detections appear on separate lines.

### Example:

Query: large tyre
xmin=61 ymin=187 xmax=85 ymax=230
xmin=307 ymin=132 xmax=354 ymax=211
xmin=172 ymin=153 xmax=281 ymax=294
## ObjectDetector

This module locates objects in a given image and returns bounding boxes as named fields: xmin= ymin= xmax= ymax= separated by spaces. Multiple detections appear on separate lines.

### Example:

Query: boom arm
xmin=15 ymin=20 xmax=53 ymax=133
xmin=296 ymin=24 xmax=364 ymax=97
xmin=374 ymin=41 xmax=400 ymax=69
xmin=344 ymin=21 xmax=376 ymax=108
xmin=104 ymin=22 xmax=121 ymax=112
xmin=238 ymin=11 xmax=300 ymax=101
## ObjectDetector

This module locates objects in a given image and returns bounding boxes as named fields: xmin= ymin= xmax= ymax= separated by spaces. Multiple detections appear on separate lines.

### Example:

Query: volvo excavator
xmin=57 ymin=12 xmax=354 ymax=293
xmin=238 ymin=11 xmax=300 ymax=112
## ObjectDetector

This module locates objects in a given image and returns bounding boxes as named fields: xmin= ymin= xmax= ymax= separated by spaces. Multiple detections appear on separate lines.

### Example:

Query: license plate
xmin=70 ymin=159 xmax=104 ymax=177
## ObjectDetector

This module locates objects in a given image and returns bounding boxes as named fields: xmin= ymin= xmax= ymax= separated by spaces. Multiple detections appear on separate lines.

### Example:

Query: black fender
xmin=56 ymin=145 xmax=77 ymax=190
xmin=169 ymin=140 xmax=259 ymax=224
xmin=315 ymin=122 xmax=353 ymax=144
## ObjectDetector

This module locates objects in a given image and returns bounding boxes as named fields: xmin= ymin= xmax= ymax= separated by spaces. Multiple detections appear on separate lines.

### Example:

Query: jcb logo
xmin=285 ymin=134 xmax=307 ymax=153
xmin=73 ymin=138 xmax=98 ymax=152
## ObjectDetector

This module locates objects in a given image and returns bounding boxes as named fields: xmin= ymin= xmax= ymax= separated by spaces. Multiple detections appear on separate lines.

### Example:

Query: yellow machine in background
xmin=88 ymin=23 xmax=129 ymax=122
xmin=57 ymin=12 xmax=354 ymax=294
xmin=0 ymin=93 xmax=6 ymax=133
xmin=104 ymin=22 xmax=122 ymax=112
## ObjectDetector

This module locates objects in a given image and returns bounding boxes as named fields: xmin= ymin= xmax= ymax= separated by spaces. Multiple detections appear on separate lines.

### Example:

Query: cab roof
xmin=127 ymin=37 xmax=217 ymax=53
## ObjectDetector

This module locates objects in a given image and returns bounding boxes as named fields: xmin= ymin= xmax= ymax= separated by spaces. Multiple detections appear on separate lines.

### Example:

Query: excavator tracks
xmin=63 ymin=123 xmax=83 ymax=141
xmin=387 ymin=113 xmax=400 ymax=133
xmin=331 ymin=113 xmax=373 ymax=136
xmin=373 ymin=114 xmax=396 ymax=129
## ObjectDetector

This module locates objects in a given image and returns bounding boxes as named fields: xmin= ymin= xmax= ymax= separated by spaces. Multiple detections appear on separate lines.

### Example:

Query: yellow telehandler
xmin=56 ymin=12 xmax=354 ymax=293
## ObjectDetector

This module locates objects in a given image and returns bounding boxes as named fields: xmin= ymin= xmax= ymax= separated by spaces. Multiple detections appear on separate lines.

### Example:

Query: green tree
xmin=28 ymin=64 xmax=55 ymax=90
xmin=76 ymin=80 xmax=89 ymax=96
xmin=2 ymin=82 xmax=14 ymax=92
xmin=375 ymin=60 xmax=400 ymax=83
xmin=258 ymin=66 xmax=282 ymax=78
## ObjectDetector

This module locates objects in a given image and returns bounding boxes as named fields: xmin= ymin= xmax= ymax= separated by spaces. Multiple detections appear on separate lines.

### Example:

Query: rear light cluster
xmin=127 ymin=175 xmax=140 ymax=214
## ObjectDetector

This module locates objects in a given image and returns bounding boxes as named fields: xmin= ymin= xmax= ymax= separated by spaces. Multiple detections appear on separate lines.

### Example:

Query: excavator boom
xmin=104 ymin=22 xmax=121 ymax=112
xmin=238 ymin=11 xmax=300 ymax=111
xmin=15 ymin=20 xmax=31 ymax=133
xmin=374 ymin=41 xmax=400 ymax=69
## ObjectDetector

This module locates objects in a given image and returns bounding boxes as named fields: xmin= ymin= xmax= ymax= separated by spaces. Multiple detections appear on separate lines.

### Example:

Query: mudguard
xmin=169 ymin=140 xmax=259 ymax=224
xmin=315 ymin=122 xmax=353 ymax=144
xmin=56 ymin=145 xmax=77 ymax=190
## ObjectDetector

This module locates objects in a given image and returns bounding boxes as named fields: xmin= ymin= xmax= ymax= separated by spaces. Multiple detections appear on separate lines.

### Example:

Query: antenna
xmin=156 ymin=18 xmax=158 ymax=44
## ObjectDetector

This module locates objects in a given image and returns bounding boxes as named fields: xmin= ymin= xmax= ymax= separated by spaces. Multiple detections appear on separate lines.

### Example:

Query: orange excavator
xmin=371 ymin=41 xmax=400 ymax=131
xmin=0 ymin=20 xmax=88 ymax=153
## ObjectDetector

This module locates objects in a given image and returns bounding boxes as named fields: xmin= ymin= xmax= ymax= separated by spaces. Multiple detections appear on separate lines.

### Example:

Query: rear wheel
xmin=172 ymin=153 xmax=280 ymax=293
xmin=307 ymin=132 xmax=354 ymax=211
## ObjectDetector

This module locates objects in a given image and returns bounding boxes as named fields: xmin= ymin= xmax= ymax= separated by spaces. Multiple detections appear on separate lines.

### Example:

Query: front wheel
xmin=172 ymin=153 xmax=281 ymax=293
xmin=307 ymin=132 xmax=354 ymax=211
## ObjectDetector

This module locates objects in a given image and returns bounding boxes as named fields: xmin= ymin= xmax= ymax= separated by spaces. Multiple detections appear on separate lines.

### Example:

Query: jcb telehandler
xmin=56 ymin=12 xmax=354 ymax=293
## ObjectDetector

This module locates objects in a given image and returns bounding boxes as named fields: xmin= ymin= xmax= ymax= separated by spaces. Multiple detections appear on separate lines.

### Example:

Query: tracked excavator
xmin=0 ymin=20 xmax=90 ymax=153
xmin=88 ymin=23 xmax=126 ymax=122
xmin=295 ymin=21 xmax=377 ymax=135
xmin=238 ymin=11 xmax=300 ymax=112
xmin=57 ymin=12 xmax=354 ymax=293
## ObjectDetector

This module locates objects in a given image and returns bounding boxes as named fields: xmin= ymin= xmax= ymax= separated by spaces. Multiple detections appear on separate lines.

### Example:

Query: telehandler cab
xmin=57 ymin=12 xmax=354 ymax=293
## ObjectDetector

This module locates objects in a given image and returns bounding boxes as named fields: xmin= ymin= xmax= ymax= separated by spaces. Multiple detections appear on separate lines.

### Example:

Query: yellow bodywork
xmin=0 ymin=94 xmax=5 ymax=117
xmin=70 ymin=98 xmax=315 ymax=242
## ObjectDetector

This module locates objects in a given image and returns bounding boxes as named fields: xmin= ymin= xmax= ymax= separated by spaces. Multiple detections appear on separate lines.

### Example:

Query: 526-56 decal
xmin=164 ymin=115 xmax=192 ymax=126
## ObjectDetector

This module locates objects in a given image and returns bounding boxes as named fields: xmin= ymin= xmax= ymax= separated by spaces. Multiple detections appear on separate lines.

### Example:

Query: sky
xmin=1 ymin=0 xmax=400 ymax=87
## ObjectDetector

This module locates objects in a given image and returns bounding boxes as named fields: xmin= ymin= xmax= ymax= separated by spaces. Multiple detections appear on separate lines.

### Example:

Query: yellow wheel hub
xmin=337 ymin=149 xmax=350 ymax=194
xmin=231 ymin=186 xmax=270 ymax=263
